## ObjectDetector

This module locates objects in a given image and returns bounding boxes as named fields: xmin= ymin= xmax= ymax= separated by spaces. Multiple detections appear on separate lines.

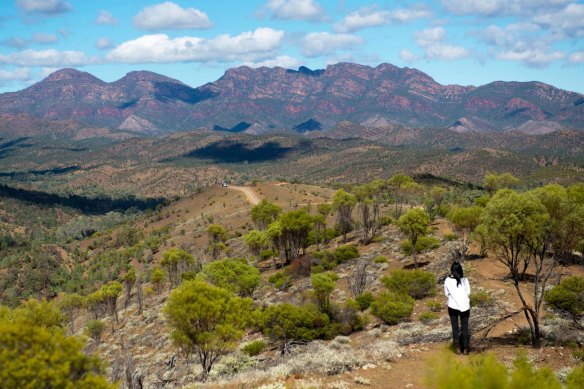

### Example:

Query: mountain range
xmin=0 ymin=62 xmax=583 ymax=137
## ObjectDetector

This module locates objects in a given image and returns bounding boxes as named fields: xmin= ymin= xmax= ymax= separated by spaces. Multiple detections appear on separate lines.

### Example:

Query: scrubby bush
xmin=312 ymin=245 xmax=360 ymax=271
xmin=419 ymin=311 xmax=439 ymax=324
xmin=426 ymin=300 xmax=442 ymax=312
xmin=370 ymin=292 xmax=414 ymax=325
xmin=381 ymin=269 xmax=436 ymax=299
xmin=333 ymin=245 xmax=360 ymax=262
xmin=426 ymin=352 xmax=562 ymax=389
xmin=311 ymin=272 xmax=338 ymax=313
xmin=85 ymin=319 xmax=106 ymax=345
xmin=268 ymin=270 xmax=290 ymax=290
xmin=242 ymin=340 xmax=267 ymax=357
xmin=545 ymin=276 xmax=584 ymax=318
xmin=401 ymin=236 xmax=440 ymax=256
xmin=470 ymin=290 xmax=495 ymax=308
xmin=336 ymin=299 xmax=367 ymax=335
xmin=567 ymin=364 xmax=584 ymax=389
xmin=443 ymin=233 xmax=459 ymax=241
xmin=355 ymin=291 xmax=374 ymax=311
xmin=260 ymin=303 xmax=332 ymax=344
xmin=373 ymin=255 xmax=388 ymax=264
xmin=203 ymin=258 xmax=261 ymax=297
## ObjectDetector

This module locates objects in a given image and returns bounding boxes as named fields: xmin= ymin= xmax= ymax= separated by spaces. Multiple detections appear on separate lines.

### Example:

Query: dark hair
xmin=451 ymin=262 xmax=464 ymax=287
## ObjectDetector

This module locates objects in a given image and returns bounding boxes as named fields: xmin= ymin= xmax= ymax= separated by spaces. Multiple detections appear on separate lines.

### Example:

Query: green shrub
xmin=566 ymin=364 xmax=584 ymax=389
xmin=260 ymin=303 xmax=331 ymax=342
xmin=311 ymin=272 xmax=338 ymax=313
xmin=401 ymin=236 xmax=440 ymax=255
xmin=242 ymin=340 xmax=267 ymax=357
xmin=355 ymin=291 xmax=374 ymax=311
xmin=426 ymin=352 xmax=562 ymax=389
xmin=381 ymin=269 xmax=436 ymax=299
xmin=373 ymin=255 xmax=388 ymax=264
xmin=426 ymin=300 xmax=442 ymax=312
xmin=268 ymin=271 xmax=290 ymax=290
xmin=203 ymin=258 xmax=261 ymax=297
xmin=419 ymin=311 xmax=439 ymax=324
xmin=545 ymin=276 xmax=584 ymax=317
xmin=470 ymin=290 xmax=495 ymax=308
xmin=259 ymin=249 xmax=275 ymax=260
xmin=443 ymin=233 xmax=459 ymax=241
xmin=370 ymin=292 xmax=414 ymax=325
xmin=572 ymin=348 xmax=584 ymax=362
xmin=337 ymin=299 xmax=367 ymax=334
xmin=332 ymin=245 xmax=359 ymax=262
xmin=85 ymin=320 xmax=106 ymax=345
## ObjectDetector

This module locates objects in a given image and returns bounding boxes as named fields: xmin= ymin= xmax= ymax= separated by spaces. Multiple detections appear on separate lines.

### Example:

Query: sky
xmin=0 ymin=0 xmax=583 ymax=93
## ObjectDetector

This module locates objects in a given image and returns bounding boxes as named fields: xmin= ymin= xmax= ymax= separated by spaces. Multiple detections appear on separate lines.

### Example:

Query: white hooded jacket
xmin=444 ymin=276 xmax=471 ymax=312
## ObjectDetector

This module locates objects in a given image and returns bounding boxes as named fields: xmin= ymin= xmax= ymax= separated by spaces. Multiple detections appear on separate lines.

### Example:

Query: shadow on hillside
xmin=0 ymin=184 xmax=165 ymax=214
xmin=0 ymin=165 xmax=79 ymax=179
xmin=0 ymin=137 xmax=33 ymax=159
xmin=183 ymin=140 xmax=292 ymax=163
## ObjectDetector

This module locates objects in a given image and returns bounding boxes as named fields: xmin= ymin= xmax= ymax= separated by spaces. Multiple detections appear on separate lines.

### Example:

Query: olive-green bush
xmin=381 ymin=269 xmax=436 ymax=299
xmin=370 ymin=292 xmax=414 ymax=325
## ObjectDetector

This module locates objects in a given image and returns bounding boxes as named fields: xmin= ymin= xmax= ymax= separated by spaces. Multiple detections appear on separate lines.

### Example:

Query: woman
xmin=444 ymin=261 xmax=471 ymax=354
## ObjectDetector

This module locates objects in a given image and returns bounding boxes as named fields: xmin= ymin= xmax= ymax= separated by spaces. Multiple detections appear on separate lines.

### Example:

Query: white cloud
xmin=16 ymin=0 xmax=71 ymax=14
xmin=96 ymin=38 xmax=113 ymax=50
xmin=133 ymin=2 xmax=212 ymax=31
xmin=334 ymin=7 xmax=389 ymax=32
xmin=0 ymin=68 xmax=31 ymax=81
xmin=243 ymin=55 xmax=301 ymax=69
xmin=2 ymin=37 xmax=28 ymax=49
xmin=479 ymin=23 xmax=540 ymax=47
xmin=39 ymin=67 xmax=59 ymax=78
xmin=415 ymin=27 xmax=469 ymax=60
xmin=96 ymin=10 xmax=117 ymax=25
xmin=32 ymin=33 xmax=58 ymax=44
xmin=497 ymin=48 xmax=565 ymax=67
xmin=334 ymin=5 xmax=431 ymax=33
xmin=533 ymin=3 xmax=584 ymax=38
xmin=568 ymin=51 xmax=584 ymax=63
xmin=400 ymin=49 xmax=420 ymax=63
xmin=0 ymin=49 xmax=92 ymax=67
xmin=266 ymin=0 xmax=326 ymax=21
xmin=440 ymin=0 xmax=570 ymax=17
xmin=107 ymin=28 xmax=285 ymax=63
xmin=300 ymin=32 xmax=363 ymax=57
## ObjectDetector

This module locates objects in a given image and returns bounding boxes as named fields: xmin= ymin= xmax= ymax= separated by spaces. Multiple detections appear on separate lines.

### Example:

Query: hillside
xmin=4 ymin=181 xmax=582 ymax=388
xmin=0 ymin=63 xmax=583 ymax=136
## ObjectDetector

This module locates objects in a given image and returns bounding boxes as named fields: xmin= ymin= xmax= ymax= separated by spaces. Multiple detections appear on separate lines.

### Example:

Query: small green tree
xmin=332 ymin=189 xmax=357 ymax=242
xmin=164 ymin=280 xmax=253 ymax=380
xmin=122 ymin=267 xmax=136 ymax=309
xmin=479 ymin=190 xmax=549 ymax=348
xmin=243 ymin=230 xmax=270 ymax=258
xmin=251 ymin=199 xmax=282 ymax=230
xmin=545 ymin=276 xmax=584 ymax=328
xmin=150 ymin=267 xmax=167 ymax=293
xmin=354 ymin=180 xmax=385 ymax=244
xmin=99 ymin=282 xmax=122 ymax=330
xmin=447 ymin=206 xmax=483 ymax=260
xmin=202 ymin=258 xmax=261 ymax=297
xmin=161 ymin=248 xmax=195 ymax=287
xmin=206 ymin=224 xmax=228 ymax=260
xmin=278 ymin=209 xmax=313 ymax=264
xmin=311 ymin=272 xmax=338 ymax=313
xmin=398 ymin=208 xmax=431 ymax=268
xmin=85 ymin=319 xmax=106 ymax=345
xmin=58 ymin=293 xmax=84 ymax=334
xmin=483 ymin=172 xmax=520 ymax=196
xmin=0 ymin=320 xmax=113 ymax=388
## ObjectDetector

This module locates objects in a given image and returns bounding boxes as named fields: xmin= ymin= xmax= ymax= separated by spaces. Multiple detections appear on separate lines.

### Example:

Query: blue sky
xmin=0 ymin=0 xmax=583 ymax=93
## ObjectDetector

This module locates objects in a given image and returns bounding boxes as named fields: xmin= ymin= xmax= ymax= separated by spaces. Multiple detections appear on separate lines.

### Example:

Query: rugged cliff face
xmin=0 ymin=63 xmax=583 ymax=136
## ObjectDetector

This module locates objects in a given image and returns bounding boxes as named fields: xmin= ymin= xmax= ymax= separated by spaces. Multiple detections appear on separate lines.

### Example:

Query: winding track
xmin=228 ymin=186 xmax=261 ymax=205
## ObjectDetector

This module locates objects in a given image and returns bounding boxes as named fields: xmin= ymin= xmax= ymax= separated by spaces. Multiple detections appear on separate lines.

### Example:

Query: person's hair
xmin=451 ymin=262 xmax=464 ymax=287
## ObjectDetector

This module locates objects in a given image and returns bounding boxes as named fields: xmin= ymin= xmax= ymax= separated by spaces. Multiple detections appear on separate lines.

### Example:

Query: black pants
xmin=448 ymin=307 xmax=470 ymax=350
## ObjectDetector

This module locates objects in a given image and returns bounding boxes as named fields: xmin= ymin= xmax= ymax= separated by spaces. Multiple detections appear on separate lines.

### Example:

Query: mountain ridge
xmin=0 ymin=63 xmax=582 ymax=136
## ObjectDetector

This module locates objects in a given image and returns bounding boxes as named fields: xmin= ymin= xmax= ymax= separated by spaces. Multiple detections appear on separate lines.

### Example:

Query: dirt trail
xmin=228 ymin=186 xmax=261 ymax=205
